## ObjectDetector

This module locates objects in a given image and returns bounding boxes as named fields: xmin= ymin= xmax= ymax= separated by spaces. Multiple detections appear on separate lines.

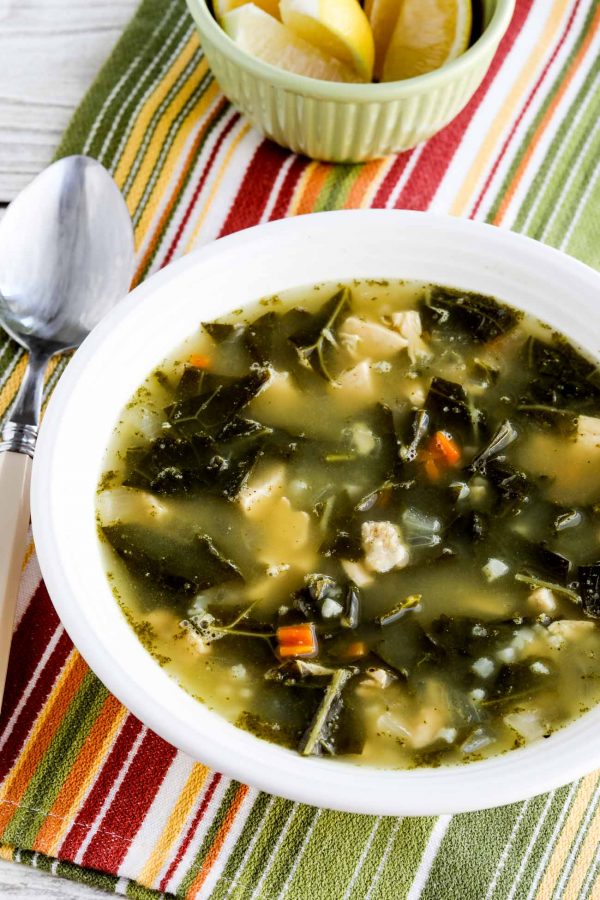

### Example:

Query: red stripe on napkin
xmin=470 ymin=0 xmax=583 ymax=219
xmin=81 ymin=730 xmax=177 ymax=871
xmin=269 ymin=156 xmax=306 ymax=220
xmin=219 ymin=141 xmax=292 ymax=236
xmin=0 ymin=587 xmax=70 ymax=781
xmin=161 ymin=109 xmax=241 ymax=268
xmin=59 ymin=716 xmax=145 ymax=860
xmin=393 ymin=0 xmax=534 ymax=211
xmin=159 ymin=773 xmax=222 ymax=892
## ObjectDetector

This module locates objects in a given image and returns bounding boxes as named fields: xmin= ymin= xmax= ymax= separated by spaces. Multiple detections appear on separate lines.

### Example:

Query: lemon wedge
xmin=364 ymin=0 xmax=402 ymax=80
xmin=382 ymin=0 xmax=472 ymax=82
xmin=279 ymin=0 xmax=374 ymax=81
xmin=223 ymin=4 xmax=364 ymax=82
xmin=213 ymin=0 xmax=280 ymax=23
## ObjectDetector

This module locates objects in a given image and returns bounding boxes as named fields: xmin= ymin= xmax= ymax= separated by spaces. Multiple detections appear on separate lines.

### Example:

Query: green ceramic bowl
xmin=185 ymin=0 xmax=515 ymax=162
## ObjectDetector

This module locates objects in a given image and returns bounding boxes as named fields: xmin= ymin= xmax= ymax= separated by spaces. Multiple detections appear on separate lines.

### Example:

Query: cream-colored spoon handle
xmin=0 ymin=450 xmax=32 ymax=709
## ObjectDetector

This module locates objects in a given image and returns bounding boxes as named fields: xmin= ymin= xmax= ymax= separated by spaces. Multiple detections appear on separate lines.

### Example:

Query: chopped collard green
xmin=123 ymin=433 xmax=264 ymax=500
xmin=98 ymin=280 xmax=600 ymax=769
xmin=469 ymin=420 xmax=518 ymax=472
xmin=167 ymin=369 xmax=271 ymax=437
xmin=201 ymin=321 xmax=243 ymax=343
xmin=245 ymin=308 xmax=313 ymax=373
xmin=318 ymin=490 xmax=363 ymax=561
xmin=299 ymin=668 xmax=357 ymax=756
xmin=374 ymin=594 xmax=422 ymax=626
xmin=421 ymin=287 xmax=522 ymax=344
xmin=426 ymin=376 xmax=485 ymax=438
xmin=399 ymin=409 xmax=429 ymax=463
xmin=102 ymin=523 xmax=243 ymax=595
xmin=578 ymin=564 xmax=600 ymax=618
xmin=521 ymin=336 xmax=600 ymax=412
xmin=289 ymin=287 xmax=351 ymax=381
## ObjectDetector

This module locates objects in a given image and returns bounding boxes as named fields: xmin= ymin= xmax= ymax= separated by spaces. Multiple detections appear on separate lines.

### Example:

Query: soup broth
xmin=97 ymin=281 xmax=600 ymax=768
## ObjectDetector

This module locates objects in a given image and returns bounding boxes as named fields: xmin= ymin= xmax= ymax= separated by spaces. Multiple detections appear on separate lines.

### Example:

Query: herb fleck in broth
xmin=97 ymin=280 xmax=600 ymax=768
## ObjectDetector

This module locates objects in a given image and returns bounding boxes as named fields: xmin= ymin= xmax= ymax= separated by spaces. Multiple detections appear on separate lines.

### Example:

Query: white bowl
xmin=32 ymin=210 xmax=600 ymax=816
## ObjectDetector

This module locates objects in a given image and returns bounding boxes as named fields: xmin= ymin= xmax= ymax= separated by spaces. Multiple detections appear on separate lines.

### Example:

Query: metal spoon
xmin=0 ymin=155 xmax=134 ymax=706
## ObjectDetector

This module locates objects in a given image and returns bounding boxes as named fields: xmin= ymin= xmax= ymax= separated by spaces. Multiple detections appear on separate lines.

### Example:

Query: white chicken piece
xmin=350 ymin=421 xmax=376 ymax=455
xmin=577 ymin=414 xmax=600 ymax=447
xmin=339 ymin=316 xmax=407 ymax=359
xmin=389 ymin=311 xmax=431 ymax=363
xmin=361 ymin=521 xmax=409 ymax=573
xmin=238 ymin=463 xmax=286 ymax=515
xmin=249 ymin=370 xmax=333 ymax=439
xmin=340 ymin=558 xmax=374 ymax=587
xmin=527 ymin=587 xmax=557 ymax=615
xmin=239 ymin=464 xmax=318 ymax=588
xmin=547 ymin=620 xmax=595 ymax=644
xmin=504 ymin=711 xmax=545 ymax=742
xmin=378 ymin=682 xmax=454 ymax=749
xmin=96 ymin=486 xmax=168 ymax=525
xmin=516 ymin=414 xmax=600 ymax=505
xmin=255 ymin=497 xmax=315 ymax=571
xmin=333 ymin=360 xmax=376 ymax=403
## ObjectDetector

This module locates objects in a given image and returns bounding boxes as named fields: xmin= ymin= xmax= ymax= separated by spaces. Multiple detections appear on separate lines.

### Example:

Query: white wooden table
xmin=1 ymin=0 xmax=137 ymax=202
xmin=0 ymin=858 xmax=115 ymax=899
xmin=0 ymin=2 xmax=137 ymax=893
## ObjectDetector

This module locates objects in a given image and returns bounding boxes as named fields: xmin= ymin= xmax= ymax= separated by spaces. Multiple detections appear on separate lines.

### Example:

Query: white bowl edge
xmin=31 ymin=210 xmax=600 ymax=816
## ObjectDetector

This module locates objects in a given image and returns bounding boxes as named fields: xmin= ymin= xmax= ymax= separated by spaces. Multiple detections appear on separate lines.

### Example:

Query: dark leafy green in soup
xmin=97 ymin=281 xmax=600 ymax=768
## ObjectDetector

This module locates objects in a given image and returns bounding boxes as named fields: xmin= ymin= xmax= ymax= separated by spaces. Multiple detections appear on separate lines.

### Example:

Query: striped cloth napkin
xmin=1 ymin=0 xmax=600 ymax=897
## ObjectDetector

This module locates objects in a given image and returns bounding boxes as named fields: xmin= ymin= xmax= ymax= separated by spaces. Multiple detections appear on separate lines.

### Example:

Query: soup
xmin=97 ymin=281 xmax=600 ymax=768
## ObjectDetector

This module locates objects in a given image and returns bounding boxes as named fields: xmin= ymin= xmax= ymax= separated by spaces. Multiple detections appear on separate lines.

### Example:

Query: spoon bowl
xmin=0 ymin=155 xmax=134 ymax=355
xmin=0 ymin=155 xmax=134 ymax=708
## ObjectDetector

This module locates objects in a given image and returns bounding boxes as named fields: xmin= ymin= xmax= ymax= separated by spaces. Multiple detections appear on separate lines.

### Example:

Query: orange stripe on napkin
xmin=345 ymin=158 xmax=389 ymax=208
xmin=535 ymin=773 xmax=598 ymax=898
xmin=31 ymin=694 xmax=126 ymax=856
xmin=115 ymin=34 xmax=203 ymax=194
xmin=0 ymin=653 xmax=87 ymax=833
xmin=132 ymin=94 xmax=230 ymax=282
xmin=562 ymin=794 xmax=600 ymax=899
xmin=493 ymin=2 xmax=600 ymax=225
xmin=187 ymin=784 xmax=250 ymax=898
xmin=139 ymin=764 xmax=212 ymax=887
xmin=451 ymin=0 xmax=567 ymax=217
xmin=292 ymin=163 xmax=330 ymax=215
xmin=134 ymin=76 xmax=220 ymax=243
xmin=0 ymin=357 xmax=28 ymax=419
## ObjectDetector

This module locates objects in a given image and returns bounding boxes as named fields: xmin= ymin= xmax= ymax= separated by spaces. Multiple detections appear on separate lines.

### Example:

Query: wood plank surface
xmin=0 ymin=0 xmax=138 ymax=202
xmin=0 ymin=856 xmax=110 ymax=898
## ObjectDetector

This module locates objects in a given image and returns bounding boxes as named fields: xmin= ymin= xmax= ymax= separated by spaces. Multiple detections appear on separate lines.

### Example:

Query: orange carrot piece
xmin=188 ymin=353 xmax=211 ymax=369
xmin=431 ymin=431 xmax=461 ymax=466
xmin=424 ymin=457 xmax=441 ymax=481
xmin=276 ymin=623 xmax=317 ymax=658
xmin=277 ymin=624 xmax=314 ymax=643
xmin=342 ymin=641 xmax=368 ymax=660
xmin=279 ymin=643 xmax=316 ymax=658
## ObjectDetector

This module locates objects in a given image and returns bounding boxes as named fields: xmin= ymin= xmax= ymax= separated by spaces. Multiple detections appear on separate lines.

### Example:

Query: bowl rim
xmin=186 ymin=0 xmax=516 ymax=101
xmin=31 ymin=210 xmax=600 ymax=816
